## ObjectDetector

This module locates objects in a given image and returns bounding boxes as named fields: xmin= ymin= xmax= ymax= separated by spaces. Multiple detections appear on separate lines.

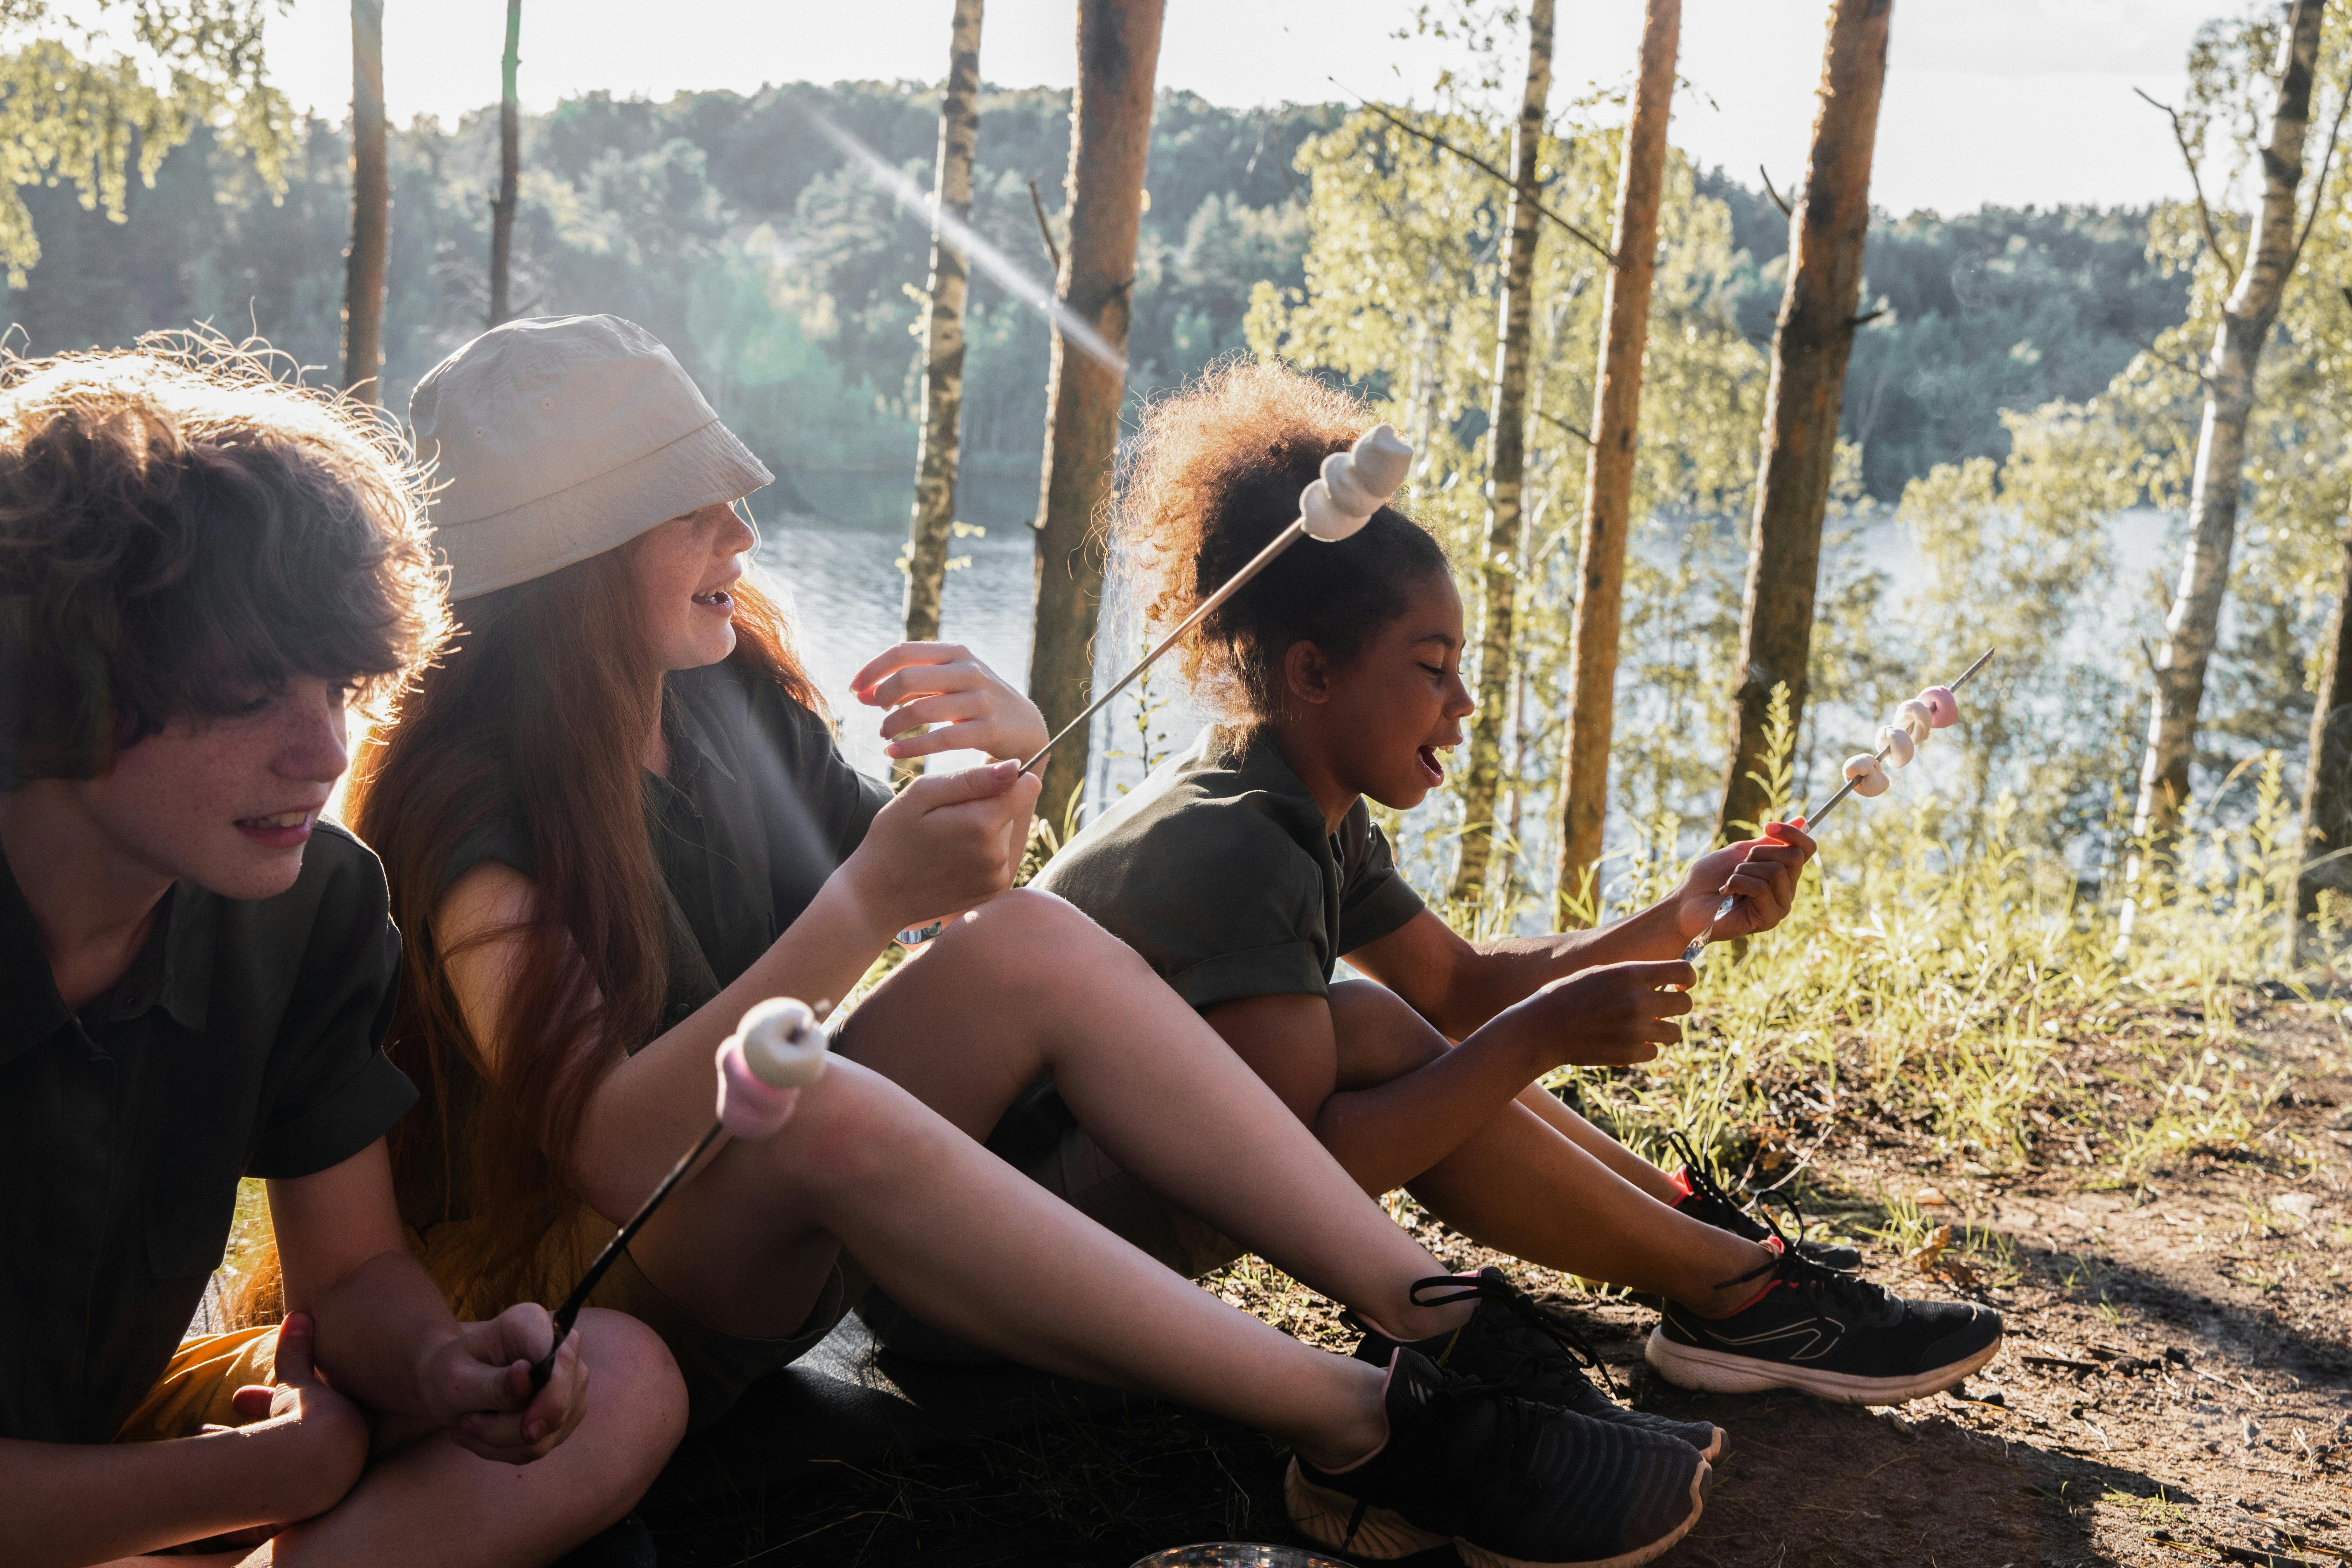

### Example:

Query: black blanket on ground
xmin=643 ymin=1314 xmax=1138 ymax=1506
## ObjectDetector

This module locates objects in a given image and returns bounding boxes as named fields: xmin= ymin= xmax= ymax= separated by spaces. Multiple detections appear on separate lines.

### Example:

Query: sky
xmin=257 ymin=0 xmax=2231 ymax=217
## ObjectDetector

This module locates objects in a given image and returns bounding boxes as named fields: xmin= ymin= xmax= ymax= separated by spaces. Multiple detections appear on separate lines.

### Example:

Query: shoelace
xmin=1407 ymin=1272 xmax=1620 ymax=1396
xmin=1671 ymin=1129 xmax=1832 ymax=1257
xmin=1710 ymin=1222 xmax=1889 ymax=1316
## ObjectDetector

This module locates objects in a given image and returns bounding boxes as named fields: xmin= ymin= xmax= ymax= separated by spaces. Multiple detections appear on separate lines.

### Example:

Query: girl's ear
xmin=1281 ymin=639 xmax=1334 ymax=707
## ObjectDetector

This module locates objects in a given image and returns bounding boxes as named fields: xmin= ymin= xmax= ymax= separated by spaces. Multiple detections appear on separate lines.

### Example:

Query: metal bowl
xmin=1127 ymin=1547 xmax=1353 ymax=1568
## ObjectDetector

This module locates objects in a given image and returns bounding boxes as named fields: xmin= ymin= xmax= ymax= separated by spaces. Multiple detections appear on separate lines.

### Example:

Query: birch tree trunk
xmin=1716 ymin=0 xmax=1890 ymax=842
xmin=1553 ymin=0 xmax=1679 ymax=925
xmin=488 ymin=0 xmax=520 ymax=327
xmin=903 ymin=0 xmax=985 ymax=685
xmin=1448 ymin=0 xmax=1553 ymax=907
xmin=2294 ymin=524 xmax=2352 ymax=961
xmin=342 ymin=0 xmax=389 ymax=402
xmin=2131 ymin=0 xmax=2325 ymax=852
xmin=1027 ymin=0 xmax=1163 ymax=827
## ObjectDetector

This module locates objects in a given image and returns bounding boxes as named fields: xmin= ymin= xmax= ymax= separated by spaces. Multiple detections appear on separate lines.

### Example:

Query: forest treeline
xmin=1 ymin=78 xmax=2184 ymax=510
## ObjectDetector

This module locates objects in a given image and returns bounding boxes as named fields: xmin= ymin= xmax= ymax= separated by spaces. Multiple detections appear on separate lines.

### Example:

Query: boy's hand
xmin=1504 ymin=959 xmax=1695 ymax=1067
xmin=417 ymin=1302 xmax=589 ymax=1465
xmin=1673 ymin=819 xmax=1815 ymax=941
xmin=845 ymin=759 xmax=1042 ymax=936
xmin=854 ymin=642 xmax=1051 ymax=765
xmin=223 ymin=1312 xmax=370 ymax=1526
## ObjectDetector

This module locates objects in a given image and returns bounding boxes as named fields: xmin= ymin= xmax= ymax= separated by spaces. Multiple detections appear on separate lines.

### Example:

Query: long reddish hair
xmin=348 ymin=541 xmax=819 ymax=1313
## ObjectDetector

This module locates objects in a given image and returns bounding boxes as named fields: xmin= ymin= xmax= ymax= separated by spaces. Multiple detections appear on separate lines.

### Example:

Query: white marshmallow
xmin=1895 ymin=700 xmax=1934 ymax=744
xmin=737 ymin=997 xmax=827 ymax=1088
xmin=1876 ymin=725 xmax=1915 ymax=768
xmin=1843 ymin=753 xmax=1890 ymax=797
xmin=1301 ymin=423 xmax=1415 ymax=542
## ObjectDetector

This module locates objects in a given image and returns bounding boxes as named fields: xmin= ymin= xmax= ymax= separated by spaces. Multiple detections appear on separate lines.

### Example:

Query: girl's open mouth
xmin=1417 ymin=745 xmax=1444 ymax=786
xmin=691 ymin=588 xmax=734 ymax=612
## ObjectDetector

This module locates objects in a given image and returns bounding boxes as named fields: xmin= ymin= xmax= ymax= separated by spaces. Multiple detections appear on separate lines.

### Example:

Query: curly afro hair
xmin=1111 ymin=357 xmax=1448 ymax=728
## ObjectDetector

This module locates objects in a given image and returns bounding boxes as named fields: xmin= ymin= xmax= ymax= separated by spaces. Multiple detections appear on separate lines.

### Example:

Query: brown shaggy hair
xmin=1111 ymin=358 xmax=1448 ymax=728
xmin=349 ymin=543 xmax=820 ymax=1315
xmin=0 ymin=333 xmax=446 ymax=785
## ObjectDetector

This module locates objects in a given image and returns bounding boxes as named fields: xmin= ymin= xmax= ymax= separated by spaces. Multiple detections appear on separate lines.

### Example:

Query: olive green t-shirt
xmin=1034 ymin=726 xmax=1427 ymax=1009
xmin=0 ymin=824 xmax=415 ymax=1444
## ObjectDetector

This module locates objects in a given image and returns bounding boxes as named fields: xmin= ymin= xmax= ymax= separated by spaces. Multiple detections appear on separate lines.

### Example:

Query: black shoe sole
xmin=1643 ymin=1325 xmax=2002 ymax=1404
xmin=1284 ymin=1456 xmax=1712 ymax=1568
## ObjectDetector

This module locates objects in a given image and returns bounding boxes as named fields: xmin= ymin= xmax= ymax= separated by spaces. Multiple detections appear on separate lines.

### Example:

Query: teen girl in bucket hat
xmin=358 ymin=315 xmax=1716 ymax=1568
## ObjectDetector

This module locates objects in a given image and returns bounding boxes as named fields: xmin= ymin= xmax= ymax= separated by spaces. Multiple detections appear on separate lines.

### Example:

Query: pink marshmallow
xmin=1919 ymin=686 xmax=1959 ymax=728
xmin=716 ymin=1036 xmax=802 ymax=1139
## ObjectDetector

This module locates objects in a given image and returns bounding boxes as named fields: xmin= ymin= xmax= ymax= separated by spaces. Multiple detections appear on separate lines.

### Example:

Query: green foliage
xmin=0 ymin=1 xmax=288 ymax=285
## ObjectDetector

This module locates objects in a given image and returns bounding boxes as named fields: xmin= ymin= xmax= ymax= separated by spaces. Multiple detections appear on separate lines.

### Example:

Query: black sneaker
xmin=1351 ymin=1269 xmax=1723 ymax=1461
xmin=1669 ymin=1132 xmax=1862 ymax=1270
xmin=1288 ymin=1348 xmax=1710 ymax=1568
xmin=1645 ymin=1239 xmax=2002 ymax=1404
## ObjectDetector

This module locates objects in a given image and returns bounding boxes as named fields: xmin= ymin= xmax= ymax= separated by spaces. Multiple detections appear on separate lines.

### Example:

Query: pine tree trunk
xmin=1553 ymin=0 xmax=1679 ymax=925
xmin=1027 ymin=0 xmax=1163 ymax=827
xmin=2294 ymin=525 xmax=2352 ymax=962
xmin=2131 ymin=0 xmax=2324 ymax=853
xmin=1716 ymin=0 xmax=1890 ymax=843
xmin=1448 ymin=0 xmax=1553 ymax=907
xmin=903 ymin=0 xmax=985 ymax=682
xmin=342 ymin=0 xmax=389 ymax=402
xmin=488 ymin=0 xmax=520 ymax=327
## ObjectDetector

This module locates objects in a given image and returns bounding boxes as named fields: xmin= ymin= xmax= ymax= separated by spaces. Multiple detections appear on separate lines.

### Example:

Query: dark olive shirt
xmin=415 ymin=659 xmax=889 ymax=1231
xmin=0 ymin=824 xmax=414 ymax=1444
xmin=1033 ymin=726 xmax=1427 ymax=1008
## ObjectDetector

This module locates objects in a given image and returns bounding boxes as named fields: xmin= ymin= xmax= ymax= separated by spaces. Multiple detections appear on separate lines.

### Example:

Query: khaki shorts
xmin=115 ymin=1325 xmax=281 ymax=1443
xmin=589 ymin=1245 xmax=855 ymax=1435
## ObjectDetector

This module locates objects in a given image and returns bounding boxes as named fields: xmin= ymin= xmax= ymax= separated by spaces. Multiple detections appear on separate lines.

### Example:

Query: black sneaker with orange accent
xmin=1645 ymin=1240 xmax=2002 ymax=1405
xmin=1351 ymin=1269 xmax=1723 ymax=1461
xmin=1668 ymin=1133 xmax=1862 ymax=1270
xmin=1288 ymin=1348 xmax=1711 ymax=1568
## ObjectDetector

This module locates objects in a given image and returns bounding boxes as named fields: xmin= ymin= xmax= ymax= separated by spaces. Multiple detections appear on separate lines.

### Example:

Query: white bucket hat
xmin=411 ymin=314 xmax=772 ymax=600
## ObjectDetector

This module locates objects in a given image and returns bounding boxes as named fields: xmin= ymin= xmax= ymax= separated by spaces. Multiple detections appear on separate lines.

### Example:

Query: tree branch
xmin=1330 ymin=78 xmax=1616 ymax=265
xmin=1536 ymin=406 xmax=1594 ymax=444
xmin=1758 ymin=163 xmax=1793 ymax=218
xmin=2135 ymin=86 xmax=2239 ymax=278
xmin=2131 ymin=333 xmax=2213 ymax=387
xmin=1847 ymin=307 xmax=1886 ymax=328
xmin=2289 ymin=73 xmax=2352 ymax=276
xmin=1027 ymin=177 xmax=1061 ymax=274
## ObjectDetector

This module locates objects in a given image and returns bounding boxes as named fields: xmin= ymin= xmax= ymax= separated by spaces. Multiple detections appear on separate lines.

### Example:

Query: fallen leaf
xmin=1914 ymin=1186 xmax=1954 ymax=1206
xmin=1906 ymin=1224 xmax=1954 ymax=1273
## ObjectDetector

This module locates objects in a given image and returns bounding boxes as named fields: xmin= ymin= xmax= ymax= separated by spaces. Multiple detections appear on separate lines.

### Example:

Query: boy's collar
xmin=0 ymin=850 xmax=214 ymax=1065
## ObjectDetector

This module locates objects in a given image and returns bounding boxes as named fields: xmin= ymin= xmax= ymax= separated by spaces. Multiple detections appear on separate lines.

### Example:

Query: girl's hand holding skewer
xmin=841 ymin=760 xmax=1040 ymax=941
xmin=1671 ymin=819 xmax=1815 ymax=944
xmin=854 ymin=642 xmax=1050 ymax=765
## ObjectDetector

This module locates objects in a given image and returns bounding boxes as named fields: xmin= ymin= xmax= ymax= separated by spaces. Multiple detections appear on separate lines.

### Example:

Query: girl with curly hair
xmin=1029 ymin=358 xmax=2003 ymax=1409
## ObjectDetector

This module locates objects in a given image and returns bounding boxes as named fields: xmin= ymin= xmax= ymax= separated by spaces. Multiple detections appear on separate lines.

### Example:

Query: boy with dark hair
xmin=0 ymin=338 xmax=686 ymax=1567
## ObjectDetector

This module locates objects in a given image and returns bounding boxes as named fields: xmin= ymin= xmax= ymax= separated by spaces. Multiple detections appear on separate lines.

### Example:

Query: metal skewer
xmin=528 ymin=1121 xmax=726 ymax=1391
xmin=1680 ymin=647 xmax=1996 ymax=964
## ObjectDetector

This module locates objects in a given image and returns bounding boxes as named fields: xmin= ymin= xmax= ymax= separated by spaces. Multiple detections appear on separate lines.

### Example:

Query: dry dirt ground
xmin=641 ymin=999 xmax=2352 ymax=1568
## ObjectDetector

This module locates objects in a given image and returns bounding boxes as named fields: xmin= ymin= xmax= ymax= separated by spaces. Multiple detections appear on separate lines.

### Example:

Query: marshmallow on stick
xmin=1681 ymin=649 xmax=1996 ymax=965
xmin=531 ymin=996 xmax=827 ymax=1388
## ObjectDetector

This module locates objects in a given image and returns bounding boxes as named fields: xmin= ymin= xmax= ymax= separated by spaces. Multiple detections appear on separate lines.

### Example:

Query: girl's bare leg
xmin=625 ymin=1055 xmax=1391 ymax=1467
xmin=150 ymin=1311 xmax=684 ymax=1568
xmin=835 ymin=890 xmax=1471 ymax=1343
xmin=1325 ymin=981 xmax=1771 ymax=1317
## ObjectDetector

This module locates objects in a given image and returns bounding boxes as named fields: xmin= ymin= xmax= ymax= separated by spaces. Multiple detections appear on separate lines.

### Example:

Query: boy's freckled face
xmin=73 ymin=676 xmax=351 ymax=900
xmin=1317 ymin=572 xmax=1475 ymax=811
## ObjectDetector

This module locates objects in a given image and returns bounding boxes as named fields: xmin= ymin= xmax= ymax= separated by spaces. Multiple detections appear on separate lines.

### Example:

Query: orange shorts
xmin=114 ymin=1325 xmax=281 ymax=1443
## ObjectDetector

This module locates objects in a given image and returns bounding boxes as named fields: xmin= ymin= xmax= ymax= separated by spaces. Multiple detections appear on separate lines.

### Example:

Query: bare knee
xmin=569 ymin=1308 xmax=687 ymax=1497
xmin=1328 ymin=979 xmax=1449 ymax=1090
xmin=743 ymin=1056 xmax=946 ymax=1203
xmin=939 ymin=887 xmax=1150 ymax=992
